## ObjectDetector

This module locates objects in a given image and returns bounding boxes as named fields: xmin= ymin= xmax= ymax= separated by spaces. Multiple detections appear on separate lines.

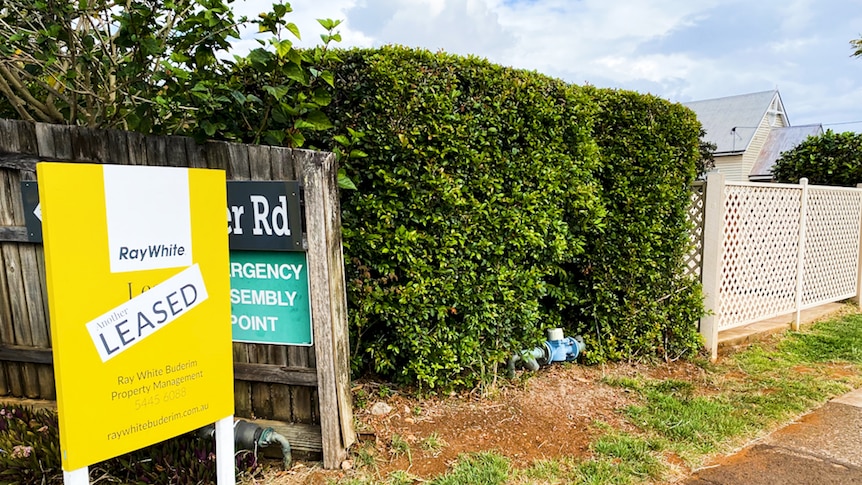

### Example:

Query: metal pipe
xmin=259 ymin=427 xmax=292 ymax=469
xmin=507 ymin=346 xmax=547 ymax=377
xmin=197 ymin=420 xmax=292 ymax=469
xmin=507 ymin=328 xmax=585 ymax=377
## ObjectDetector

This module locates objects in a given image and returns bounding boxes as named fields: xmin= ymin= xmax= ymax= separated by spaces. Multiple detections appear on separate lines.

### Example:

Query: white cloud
xmin=228 ymin=0 xmax=862 ymax=130
xmin=767 ymin=37 xmax=819 ymax=54
xmin=595 ymin=53 xmax=698 ymax=84
xmin=232 ymin=0 xmax=374 ymax=51
xmin=342 ymin=0 xmax=515 ymax=59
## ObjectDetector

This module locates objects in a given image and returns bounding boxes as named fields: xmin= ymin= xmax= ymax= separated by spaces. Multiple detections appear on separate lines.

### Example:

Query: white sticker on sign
xmin=86 ymin=264 xmax=208 ymax=362
xmin=104 ymin=165 xmax=192 ymax=273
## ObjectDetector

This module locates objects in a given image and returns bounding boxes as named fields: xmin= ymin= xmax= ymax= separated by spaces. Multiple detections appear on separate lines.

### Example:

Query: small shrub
xmin=0 ymin=404 xmax=262 ymax=484
xmin=0 ymin=405 xmax=62 ymax=484
xmin=772 ymin=130 xmax=862 ymax=186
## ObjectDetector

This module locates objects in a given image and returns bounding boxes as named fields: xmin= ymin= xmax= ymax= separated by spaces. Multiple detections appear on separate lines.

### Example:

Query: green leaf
xmin=271 ymin=106 xmax=288 ymax=124
xmin=286 ymin=22 xmax=301 ymax=40
xmin=229 ymin=90 xmax=246 ymax=104
xmin=302 ymin=110 xmax=333 ymax=131
xmin=246 ymin=48 xmax=272 ymax=67
xmin=317 ymin=18 xmax=343 ymax=30
xmin=263 ymin=85 xmax=290 ymax=101
xmin=201 ymin=120 xmax=217 ymax=137
xmin=285 ymin=64 xmax=309 ymax=85
xmin=286 ymin=130 xmax=305 ymax=147
xmin=319 ymin=71 xmax=335 ymax=87
xmin=287 ymin=48 xmax=303 ymax=65
xmin=312 ymin=88 xmax=332 ymax=106
xmin=274 ymin=39 xmax=293 ymax=59
xmin=338 ymin=168 xmax=358 ymax=190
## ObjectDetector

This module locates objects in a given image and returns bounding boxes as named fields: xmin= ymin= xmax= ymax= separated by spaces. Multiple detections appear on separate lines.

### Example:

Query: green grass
xmin=779 ymin=315 xmax=862 ymax=363
xmin=331 ymin=310 xmax=862 ymax=485
xmin=353 ymin=441 xmax=379 ymax=472
xmin=583 ymin=432 xmax=664 ymax=482
xmin=421 ymin=432 xmax=448 ymax=456
xmin=428 ymin=452 xmax=510 ymax=485
xmin=390 ymin=434 xmax=412 ymax=464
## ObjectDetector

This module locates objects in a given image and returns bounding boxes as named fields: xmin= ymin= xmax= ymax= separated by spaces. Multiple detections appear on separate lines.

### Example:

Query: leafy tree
xmin=852 ymin=35 xmax=862 ymax=58
xmin=772 ymin=130 xmax=862 ymax=186
xmin=697 ymin=129 xmax=716 ymax=177
xmin=0 ymin=0 xmax=340 ymax=145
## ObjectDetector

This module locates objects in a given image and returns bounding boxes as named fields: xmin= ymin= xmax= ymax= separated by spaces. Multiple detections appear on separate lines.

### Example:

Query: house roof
xmin=749 ymin=124 xmax=823 ymax=181
xmin=683 ymin=90 xmax=785 ymax=155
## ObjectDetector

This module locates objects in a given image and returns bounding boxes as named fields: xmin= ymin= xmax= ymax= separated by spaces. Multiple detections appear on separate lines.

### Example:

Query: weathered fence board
xmin=0 ymin=245 xmax=12 ymax=395
xmin=302 ymin=150 xmax=354 ymax=466
xmin=0 ymin=226 xmax=27 ymax=242
xmin=247 ymin=145 xmax=277 ymax=422
xmin=0 ymin=119 xmax=354 ymax=465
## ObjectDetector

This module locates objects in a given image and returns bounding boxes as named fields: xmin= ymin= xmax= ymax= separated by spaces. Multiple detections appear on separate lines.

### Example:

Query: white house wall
xmin=715 ymin=154 xmax=745 ymax=181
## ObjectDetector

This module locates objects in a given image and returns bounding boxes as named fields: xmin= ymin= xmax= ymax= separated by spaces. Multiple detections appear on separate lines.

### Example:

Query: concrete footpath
xmin=686 ymin=387 xmax=862 ymax=484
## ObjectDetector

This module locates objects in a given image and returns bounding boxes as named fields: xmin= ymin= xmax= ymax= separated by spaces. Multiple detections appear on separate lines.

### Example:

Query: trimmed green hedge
xmin=311 ymin=47 xmax=704 ymax=388
xmin=772 ymin=130 xmax=862 ymax=186
xmin=569 ymin=88 xmax=705 ymax=362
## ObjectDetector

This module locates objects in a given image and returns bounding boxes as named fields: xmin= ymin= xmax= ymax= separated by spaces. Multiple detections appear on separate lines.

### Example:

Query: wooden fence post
xmin=299 ymin=150 xmax=355 ymax=468
xmin=700 ymin=172 xmax=726 ymax=360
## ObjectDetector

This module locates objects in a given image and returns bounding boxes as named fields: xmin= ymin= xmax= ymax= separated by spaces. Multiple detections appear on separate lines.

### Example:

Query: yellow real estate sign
xmin=38 ymin=163 xmax=233 ymax=471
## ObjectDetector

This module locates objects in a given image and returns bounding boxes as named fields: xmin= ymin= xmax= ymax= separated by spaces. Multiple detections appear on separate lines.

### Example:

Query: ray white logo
xmin=86 ymin=264 xmax=208 ymax=362
xmin=104 ymin=165 xmax=192 ymax=273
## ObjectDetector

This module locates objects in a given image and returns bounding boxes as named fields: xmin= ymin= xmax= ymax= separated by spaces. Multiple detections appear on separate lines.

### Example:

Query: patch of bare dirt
xmin=254 ymin=359 xmax=713 ymax=484
xmin=357 ymin=364 xmax=638 ymax=479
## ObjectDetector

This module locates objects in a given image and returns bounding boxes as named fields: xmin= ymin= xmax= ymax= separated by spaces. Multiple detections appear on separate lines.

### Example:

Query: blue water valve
xmin=545 ymin=328 xmax=585 ymax=363
xmin=507 ymin=328 xmax=586 ymax=377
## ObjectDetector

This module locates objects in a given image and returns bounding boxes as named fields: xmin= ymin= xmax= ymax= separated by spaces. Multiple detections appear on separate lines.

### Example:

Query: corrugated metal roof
xmin=683 ymin=90 xmax=781 ymax=155
xmin=749 ymin=124 xmax=823 ymax=181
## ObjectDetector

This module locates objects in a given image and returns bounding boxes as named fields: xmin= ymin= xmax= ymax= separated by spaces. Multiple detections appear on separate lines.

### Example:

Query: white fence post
xmin=855 ymin=183 xmax=862 ymax=307
xmin=794 ymin=178 xmax=809 ymax=331
xmin=700 ymin=172 xmax=726 ymax=360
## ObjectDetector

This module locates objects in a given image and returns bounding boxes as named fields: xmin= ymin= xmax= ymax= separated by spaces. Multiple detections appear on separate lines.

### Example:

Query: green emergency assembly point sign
xmin=230 ymin=251 xmax=312 ymax=345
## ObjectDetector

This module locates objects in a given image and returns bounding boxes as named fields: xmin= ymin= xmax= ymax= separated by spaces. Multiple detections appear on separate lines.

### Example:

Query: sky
xmin=230 ymin=0 xmax=862 ymax=132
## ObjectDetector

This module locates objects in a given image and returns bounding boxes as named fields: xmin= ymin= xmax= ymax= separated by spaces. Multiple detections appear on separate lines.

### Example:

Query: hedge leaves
xmin=311 ymin=47 xmax=704 ymax=388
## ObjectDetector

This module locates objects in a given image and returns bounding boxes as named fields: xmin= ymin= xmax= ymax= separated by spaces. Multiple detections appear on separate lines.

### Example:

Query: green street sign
xmin=230 ymin=251 xmax=312 ymax=345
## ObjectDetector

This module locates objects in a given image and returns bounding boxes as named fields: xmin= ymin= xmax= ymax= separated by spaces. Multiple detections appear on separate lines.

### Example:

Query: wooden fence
xmin=0 ymin=119 xmax=354 ymax=468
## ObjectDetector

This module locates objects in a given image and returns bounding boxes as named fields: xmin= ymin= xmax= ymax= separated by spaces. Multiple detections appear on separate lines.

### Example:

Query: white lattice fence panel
xmin=685 ymin=182 xmax=706 ymax=281
xmin=719 ymin=184 xmax=801 ymax=330
xmin=802 ymin=187 xmax=862 ymax=307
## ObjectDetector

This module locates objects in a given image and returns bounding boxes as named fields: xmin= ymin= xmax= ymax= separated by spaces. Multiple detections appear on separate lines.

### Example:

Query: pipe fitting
xmin=197 ymin=420 xmax=292 ymax=469
xmin=507 ymin=328 xmax=585 ymax=377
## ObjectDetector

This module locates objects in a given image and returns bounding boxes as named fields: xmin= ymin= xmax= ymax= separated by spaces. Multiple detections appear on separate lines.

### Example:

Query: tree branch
xmin=0 ymin=64 xmax=64 ymax=122
xmin=0 ymin=69 xmax=39 ymax=122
